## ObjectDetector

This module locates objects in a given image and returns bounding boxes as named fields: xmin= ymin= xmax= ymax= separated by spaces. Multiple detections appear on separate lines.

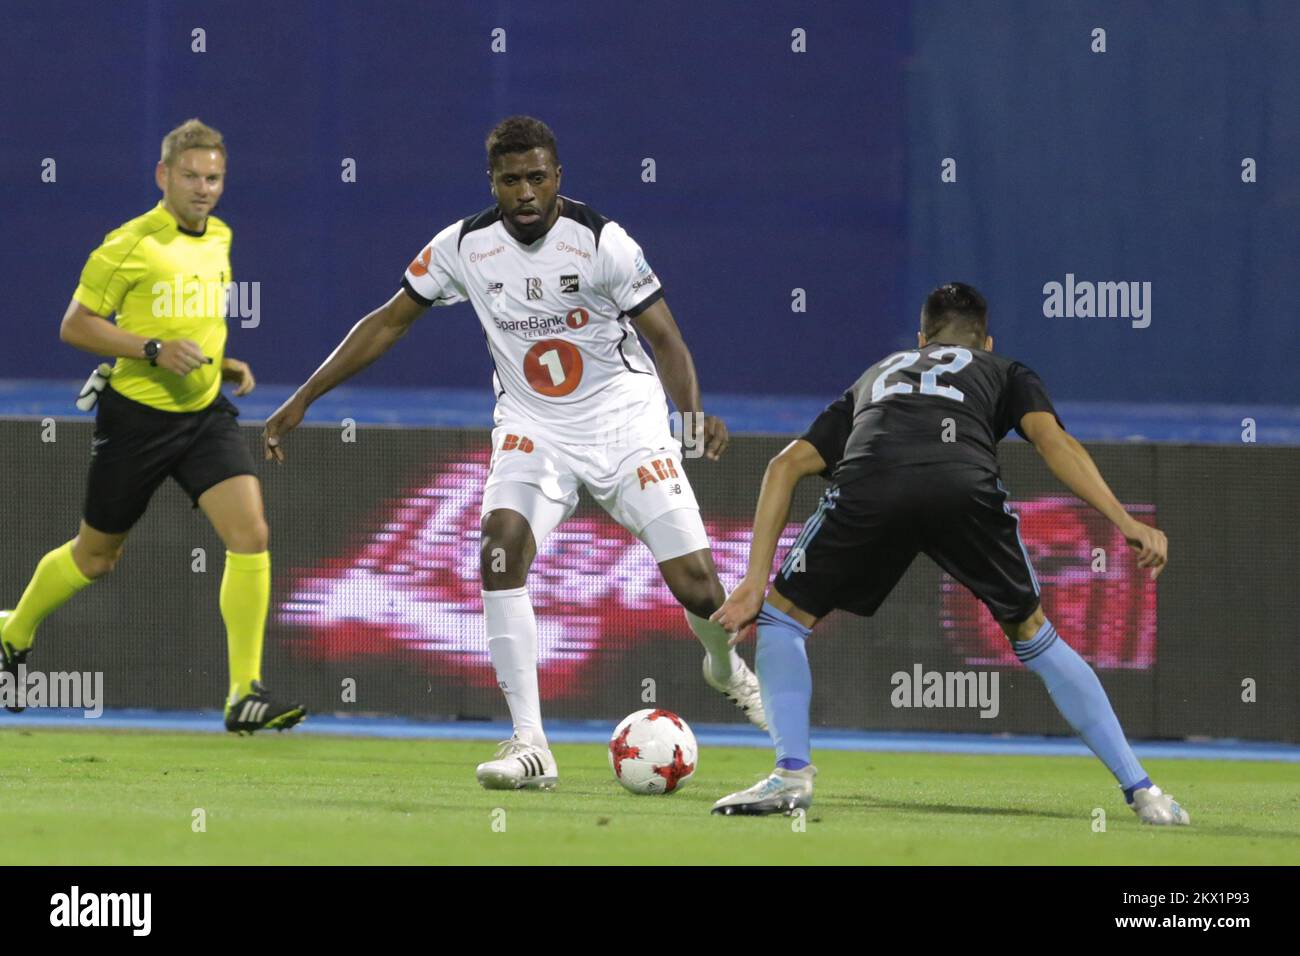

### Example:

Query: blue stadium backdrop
xmin=5 ymin=0 xmax=1297 ymax=401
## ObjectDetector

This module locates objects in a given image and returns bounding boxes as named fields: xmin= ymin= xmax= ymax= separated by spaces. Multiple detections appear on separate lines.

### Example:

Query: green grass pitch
xmin=1 ymin=728 xmax=1295 ymax=865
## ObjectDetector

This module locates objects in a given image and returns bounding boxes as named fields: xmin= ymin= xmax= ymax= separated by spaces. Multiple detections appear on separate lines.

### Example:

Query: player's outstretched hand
xmin=702 ymin=414 xmax=729 ymax=461
xmin=221 ymin=357 xmax=256 ymax=396
xmin=711 ymin=579 xmax=764 ymax=634
xmin=1122 ymin=518 xmax=1168 ymax=579
xmin=263 ymin=394 xmax=308 ymax=463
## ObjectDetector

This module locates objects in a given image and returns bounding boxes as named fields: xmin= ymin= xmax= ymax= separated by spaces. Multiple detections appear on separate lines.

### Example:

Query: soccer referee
xmin=0 ymin=119 xmax=304 ymax=733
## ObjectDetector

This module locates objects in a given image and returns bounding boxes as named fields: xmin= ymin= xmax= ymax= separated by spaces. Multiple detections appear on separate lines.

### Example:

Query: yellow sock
xmin=2 ymin=541 xmax=94 ymax=651
xmin=220 ymin=550 xmax=270 ymax=704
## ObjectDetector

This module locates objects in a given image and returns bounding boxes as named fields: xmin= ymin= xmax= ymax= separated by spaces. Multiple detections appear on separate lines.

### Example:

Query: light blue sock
xmin=756 ymin=602 xmax=813 ymax=770
xmin=1015 ymin=619 xmax=1148 ymax=790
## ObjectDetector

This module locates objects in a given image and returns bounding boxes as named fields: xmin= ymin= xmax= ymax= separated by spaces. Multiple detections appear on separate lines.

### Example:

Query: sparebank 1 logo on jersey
xmin=275 ymin=454 xmax=1157 ymax=699
xmin=492 ymin=308 xmax=590 ymax=339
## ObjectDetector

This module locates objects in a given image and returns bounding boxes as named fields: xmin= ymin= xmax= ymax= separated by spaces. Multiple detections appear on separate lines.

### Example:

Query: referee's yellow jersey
xmin=72 ymin=202 xmax=233 ymax=412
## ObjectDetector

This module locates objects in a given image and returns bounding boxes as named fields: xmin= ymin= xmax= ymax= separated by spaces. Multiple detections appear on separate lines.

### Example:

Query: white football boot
xmin=702 ymin=651 xmax=768 ymax=731
xmin=711 ymin=765 xmax=816 ymax=816
xmin=1129 ymin=785 xmax=1192 ymax=826
xmin=475 ymin=736 xmax=558 ymax=791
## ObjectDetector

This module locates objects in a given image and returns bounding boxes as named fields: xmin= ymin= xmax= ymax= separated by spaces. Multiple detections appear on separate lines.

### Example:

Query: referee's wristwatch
xmin=142 ymin=339 xmax=163 ymax=366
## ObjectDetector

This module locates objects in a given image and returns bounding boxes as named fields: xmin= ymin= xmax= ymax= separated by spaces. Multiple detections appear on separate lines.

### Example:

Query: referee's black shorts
xmin=772 ymin=464 xmax=1042 ymax=624
xmin=83 ymin=383 xmax=257 ymax=535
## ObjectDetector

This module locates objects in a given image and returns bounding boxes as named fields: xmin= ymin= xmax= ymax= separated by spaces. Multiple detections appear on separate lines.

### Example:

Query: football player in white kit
xmin=264 ymin=116 xmax=765 ymax=789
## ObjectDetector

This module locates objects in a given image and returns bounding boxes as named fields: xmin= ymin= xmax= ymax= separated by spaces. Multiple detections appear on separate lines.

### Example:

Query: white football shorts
xmin=480 ymin=422 xmax=710 ymax=562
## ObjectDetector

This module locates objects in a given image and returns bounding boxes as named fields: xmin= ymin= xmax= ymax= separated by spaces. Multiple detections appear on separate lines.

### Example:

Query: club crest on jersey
xmin=637 ymin=456 xmax=680 ymax=489
xmin=525 ymin=277 xmax=543 ymax=300
xmin=560 ymin=274 xmax=579 ymax=293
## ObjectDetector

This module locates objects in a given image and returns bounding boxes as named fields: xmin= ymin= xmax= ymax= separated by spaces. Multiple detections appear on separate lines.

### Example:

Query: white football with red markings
xmin=608 ymin=708 xmax=698 ymax=795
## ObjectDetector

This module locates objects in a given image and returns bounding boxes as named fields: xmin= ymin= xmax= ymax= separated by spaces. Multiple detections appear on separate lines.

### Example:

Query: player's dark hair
xmin=486 ymin=116 xmax=559 ymax=169
xmin=921 ymin=282 xmax=988 ymax=343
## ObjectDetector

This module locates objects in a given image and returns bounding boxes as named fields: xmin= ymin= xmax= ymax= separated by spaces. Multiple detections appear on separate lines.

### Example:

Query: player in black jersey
xmin=710 ymin=283 xmax=1189 ymax=825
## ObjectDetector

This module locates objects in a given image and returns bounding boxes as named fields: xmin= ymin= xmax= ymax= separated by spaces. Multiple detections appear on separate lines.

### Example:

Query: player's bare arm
xmin=632 ymin=298 xmax=728 ymax=460
xmin=710 ymin=437 xmax=827 ymax=632
xmin=1020 ymin=410 xmax=1168 ymax=578
xmin=262 ymin=288 xmax=427 ymax=462
xmin=60 ymin=299 xmax=209 ymax=376
xmin=221 ymin=357 xmax=256 ymax=396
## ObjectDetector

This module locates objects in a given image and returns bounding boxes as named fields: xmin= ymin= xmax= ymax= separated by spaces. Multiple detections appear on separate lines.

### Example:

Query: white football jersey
xmin=402 ymin=197 xmax=670 ymax=445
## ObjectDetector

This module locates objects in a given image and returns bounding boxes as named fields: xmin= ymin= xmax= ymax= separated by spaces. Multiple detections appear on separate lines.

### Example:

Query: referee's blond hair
xmin=160 ymin=118 xmax=226 ymax=166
